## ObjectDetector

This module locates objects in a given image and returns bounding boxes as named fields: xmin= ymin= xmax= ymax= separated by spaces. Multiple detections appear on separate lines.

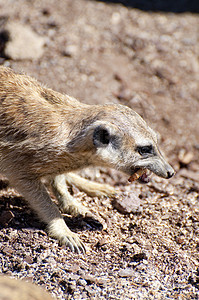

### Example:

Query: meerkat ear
xmin=93 ymin=125 xmax=110 ymax=147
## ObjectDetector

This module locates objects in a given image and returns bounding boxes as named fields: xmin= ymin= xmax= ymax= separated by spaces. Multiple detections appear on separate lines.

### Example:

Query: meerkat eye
xmin=137 ymin=145 xmax=154 ymax=156
xmin=93 ymin=126 xmax=110 ymax=147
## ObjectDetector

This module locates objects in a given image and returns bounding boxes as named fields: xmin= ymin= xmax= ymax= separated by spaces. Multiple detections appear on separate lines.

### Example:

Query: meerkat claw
xmin=61 ymin=236 xmax=86 ymax=254
xmin=48 ymin=218 xmax=86 ymax=253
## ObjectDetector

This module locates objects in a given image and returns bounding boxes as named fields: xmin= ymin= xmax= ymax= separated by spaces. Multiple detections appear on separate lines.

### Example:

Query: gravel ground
xmin=0 ymin=0 xmax=199 ymax=299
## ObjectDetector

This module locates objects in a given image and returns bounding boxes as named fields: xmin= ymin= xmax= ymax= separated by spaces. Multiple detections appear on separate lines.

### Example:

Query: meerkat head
xmin=66 ymin=104 xmax=174 ymax=181
xmin=90 ymin=105 xmax=174 ymax=181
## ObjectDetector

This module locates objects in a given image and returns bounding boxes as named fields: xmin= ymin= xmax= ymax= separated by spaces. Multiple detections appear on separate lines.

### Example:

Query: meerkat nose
xmin=167 ymin=170 xmax=174 ymax=178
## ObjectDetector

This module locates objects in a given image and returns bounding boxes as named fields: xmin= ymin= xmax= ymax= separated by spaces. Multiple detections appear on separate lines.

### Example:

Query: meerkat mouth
xmin=128 ymin=168 xmax=151 ymax=184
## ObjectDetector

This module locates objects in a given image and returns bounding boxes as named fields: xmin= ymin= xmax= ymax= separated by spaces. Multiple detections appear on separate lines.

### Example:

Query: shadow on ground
xmin=95 ymin=0 xmax=199 ymax=13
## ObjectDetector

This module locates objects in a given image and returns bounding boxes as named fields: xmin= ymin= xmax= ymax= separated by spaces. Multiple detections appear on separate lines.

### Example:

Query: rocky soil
xmin=0 ymin=0 xmax=199 ymax=299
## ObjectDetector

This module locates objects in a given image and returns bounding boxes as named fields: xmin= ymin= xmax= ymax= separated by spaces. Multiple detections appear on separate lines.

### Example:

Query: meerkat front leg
xmin=52 ymin=174 xmax=90 ymax=217
xmin=10 ymin=176 xmax=85 ymax=253
xmin=52 ymin=173 xmax=117 ymax=218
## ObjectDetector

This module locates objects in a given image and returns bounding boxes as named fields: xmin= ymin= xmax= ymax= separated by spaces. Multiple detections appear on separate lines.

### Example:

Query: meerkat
xmin=0 ymin=67 xmax=174 ymax=253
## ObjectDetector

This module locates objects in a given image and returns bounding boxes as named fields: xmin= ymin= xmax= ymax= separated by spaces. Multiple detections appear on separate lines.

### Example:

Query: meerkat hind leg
xmin=64 ymin=172 xmax=117 ymax=198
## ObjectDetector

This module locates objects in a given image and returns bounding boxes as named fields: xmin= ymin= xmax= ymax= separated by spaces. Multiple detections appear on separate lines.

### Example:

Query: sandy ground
xmin=0 ymin=0 xmax=198 ymax=299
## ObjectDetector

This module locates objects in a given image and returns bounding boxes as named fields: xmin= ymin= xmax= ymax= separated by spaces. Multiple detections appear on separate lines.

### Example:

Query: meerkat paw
xmin=52 ymin=174 xmax=93 ymax=218
xmin=61 ymin=200 xmax=91 ymax=218
xmin=65 ymin=172 xmax=117 ymax=198
xmin=59 ymin=233 xmax=86 ymax=254
xmin=48 ymin=218 xmax=86 ymax=253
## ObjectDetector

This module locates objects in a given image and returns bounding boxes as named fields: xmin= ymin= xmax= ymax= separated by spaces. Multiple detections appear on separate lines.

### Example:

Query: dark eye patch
xmin=137 ymin=145 xmax=154 ymax=156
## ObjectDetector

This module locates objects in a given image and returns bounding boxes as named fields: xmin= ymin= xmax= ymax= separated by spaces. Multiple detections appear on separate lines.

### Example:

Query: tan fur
xmin=0 ymin=67 xmax=174 ymax=253
xmin=0 ymin=276 xmax=54 ymax=300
